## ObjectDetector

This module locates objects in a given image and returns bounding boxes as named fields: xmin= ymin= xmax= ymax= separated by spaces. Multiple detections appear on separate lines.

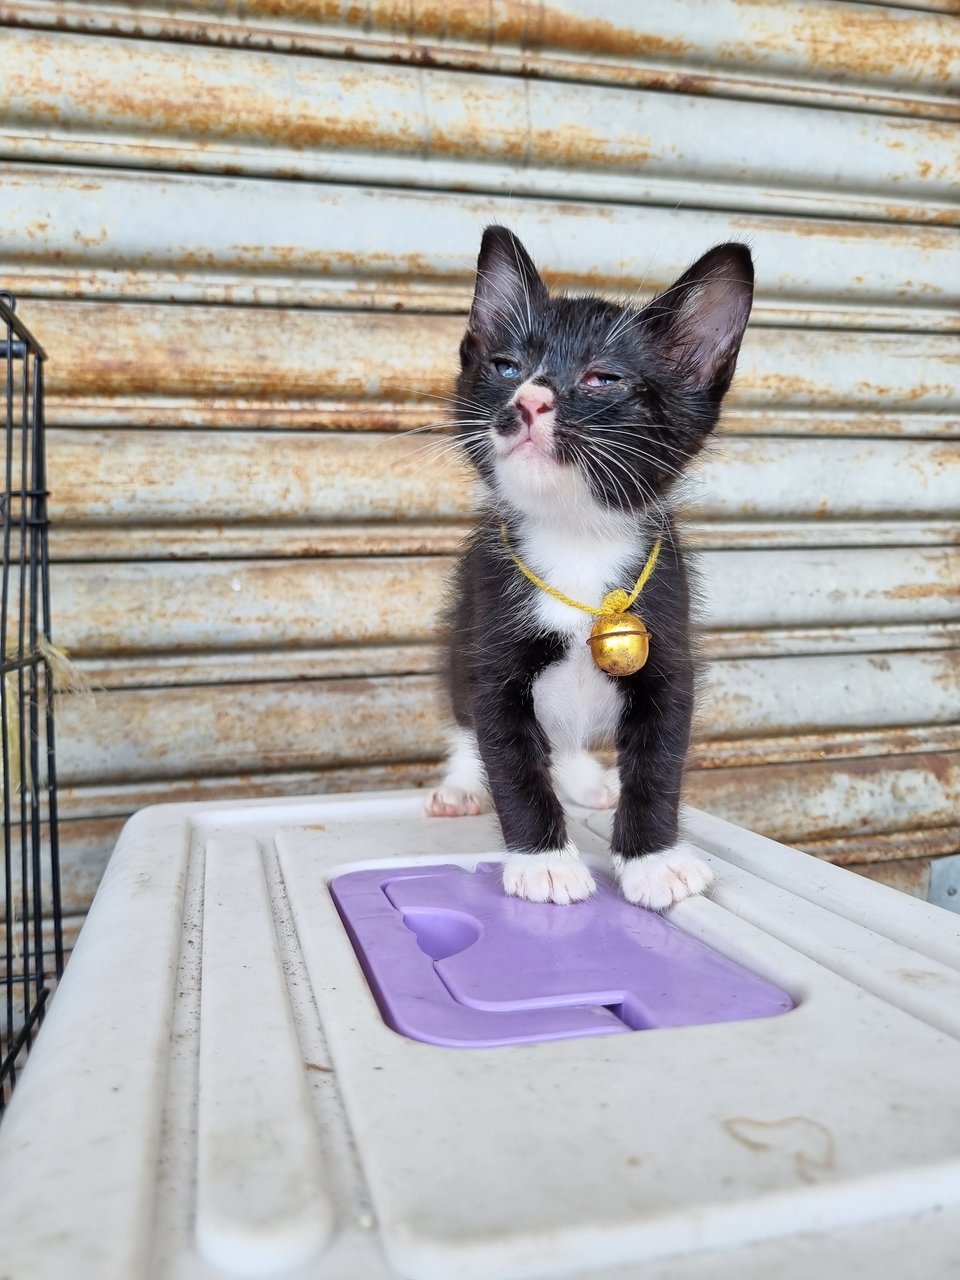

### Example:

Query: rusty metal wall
xmin=0 ymin=1 xmax=957 ymax=931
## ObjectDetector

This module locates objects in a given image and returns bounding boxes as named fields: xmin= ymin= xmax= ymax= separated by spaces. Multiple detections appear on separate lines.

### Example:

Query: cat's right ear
xmin=466 ymin=225 xmax=548 ymax=345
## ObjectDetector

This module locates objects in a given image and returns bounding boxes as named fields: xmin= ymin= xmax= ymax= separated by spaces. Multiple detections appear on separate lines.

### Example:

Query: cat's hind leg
xmin=554 ymin=750 xmax=620 ymax=810
xmin=424 ymin=727 xmax=490 ymax=817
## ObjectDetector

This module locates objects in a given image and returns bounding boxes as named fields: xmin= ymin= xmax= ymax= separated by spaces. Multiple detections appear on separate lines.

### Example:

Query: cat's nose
xmin=515 ymin=387 xmax=555 ymax=428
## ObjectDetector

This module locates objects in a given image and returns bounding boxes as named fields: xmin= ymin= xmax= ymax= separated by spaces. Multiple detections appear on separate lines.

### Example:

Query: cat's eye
xmin=493 ymin=359 xmax=521 ymax=380
xmin=581 ymin=371 xmax=623 ymax=388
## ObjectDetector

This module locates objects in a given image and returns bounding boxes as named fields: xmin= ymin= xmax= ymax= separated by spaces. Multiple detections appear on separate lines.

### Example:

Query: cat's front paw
xmin=424 ymin=786 xmax=484 ymax=818
xmin=502 ymin=846 xmax=596 ymax=905
xmin=613 ymin=844 xmax=713 ymax=910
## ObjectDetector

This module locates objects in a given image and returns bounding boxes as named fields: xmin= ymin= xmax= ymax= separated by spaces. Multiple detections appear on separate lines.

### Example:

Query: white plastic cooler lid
xmin=1 ymin=791 xmax=959 ymax=1279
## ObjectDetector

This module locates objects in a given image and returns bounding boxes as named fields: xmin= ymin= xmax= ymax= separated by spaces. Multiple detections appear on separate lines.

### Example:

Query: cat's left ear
xmin=645 ymin=243 xmax=754 ymax=399
xmin=468 ymin=225 xmax=548 ymax=341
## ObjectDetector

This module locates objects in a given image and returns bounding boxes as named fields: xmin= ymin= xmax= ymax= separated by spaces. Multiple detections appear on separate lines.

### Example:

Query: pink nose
xmin=516 ymin=388 xmax=554 ymax=429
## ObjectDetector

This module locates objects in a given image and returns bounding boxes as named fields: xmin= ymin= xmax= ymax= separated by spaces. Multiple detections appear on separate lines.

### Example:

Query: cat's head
xmin=455 ymin=225 xmax=753 ymax=525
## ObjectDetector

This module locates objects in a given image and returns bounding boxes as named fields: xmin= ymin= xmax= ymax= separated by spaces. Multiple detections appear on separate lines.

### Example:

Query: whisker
xmin=583 ymin=422 xmax=693 ymax=462
xmin=581 ymin=439 xmax=677 ymax=525
xmin=578 ymin=444 xmax=632 ymax=514
xmin=591 ymin=437 xmax=686 ymax=486
xmin=391 ymin=387 xmax=461 ymax=406
xmin=589 ymin=439 xmax=686 ymax=482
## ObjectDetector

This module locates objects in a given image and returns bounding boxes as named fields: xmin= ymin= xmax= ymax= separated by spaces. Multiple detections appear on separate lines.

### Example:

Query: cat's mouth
xmin=499 ymin=423 xmax=557 ymax=462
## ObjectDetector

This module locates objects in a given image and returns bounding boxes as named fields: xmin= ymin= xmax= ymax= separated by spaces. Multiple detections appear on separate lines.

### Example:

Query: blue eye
xmin=581 ymin=371 xmax=622 ymax=388
xmin=493 ymin=359 xmax=521 ymax=379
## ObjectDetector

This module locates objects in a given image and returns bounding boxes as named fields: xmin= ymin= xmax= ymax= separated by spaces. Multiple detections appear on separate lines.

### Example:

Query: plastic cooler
xmin=1 ymin=791 xmax=959 ymax=1279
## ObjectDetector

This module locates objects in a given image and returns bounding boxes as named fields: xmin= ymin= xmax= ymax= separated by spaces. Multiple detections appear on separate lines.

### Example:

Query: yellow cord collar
xmin=500 ymin=523 xmax=662 ymax=618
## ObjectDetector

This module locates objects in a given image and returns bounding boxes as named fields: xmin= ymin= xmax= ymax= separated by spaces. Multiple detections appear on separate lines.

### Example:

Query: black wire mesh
xmin=0 ymin=291 xmax=62 ymax=1117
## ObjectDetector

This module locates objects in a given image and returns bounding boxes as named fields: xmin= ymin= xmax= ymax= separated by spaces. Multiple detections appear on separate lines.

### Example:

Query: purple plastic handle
xmin=330 ymin=863 xmax=793 ymax=1049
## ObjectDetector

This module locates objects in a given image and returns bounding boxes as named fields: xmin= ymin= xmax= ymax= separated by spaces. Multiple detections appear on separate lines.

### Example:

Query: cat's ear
xmin=468 ymin=225 xmax=548 ymax=341
xmin=645 ymin=243 xmax=754 ymax=398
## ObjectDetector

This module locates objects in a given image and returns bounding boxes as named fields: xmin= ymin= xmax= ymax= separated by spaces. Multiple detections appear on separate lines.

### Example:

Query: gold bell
xmin=587 ymin=612 xmax=650 ymax=677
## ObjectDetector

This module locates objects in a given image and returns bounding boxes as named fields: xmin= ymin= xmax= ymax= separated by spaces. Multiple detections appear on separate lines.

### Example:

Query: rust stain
xmin=15 ymin=21 xmax=953 ymax=191
xmin=855 ymin=380 xmax=953 ymax=404
xmin=521 ymin=4 xmax=694 ymax=61
xmin=895 ymin=968 xmax=944 ymax=986
xmin=804 ymin=824 xmax=960 ymax=867
xmin=30 ymin=300 xmax=465 ymax=400
xmin=886 ymin=582 xmax=958 ymax=601
xmin=689 ymin=741 xmax=960 ymax=848
xmin=727 ymin=214 xmax=953 ymax=254
xmin=740 ymin=373 xmax=824 ymax=402
xmin=49 ymin=429 xmax=473 ymax=529
xmin=834 ymin=753 xmax=957 ymax=785
xmin=8 ymin=2 xmax=959 ymax=128
xmin=848 ymin=859 xmax=930 ymax=897
xmin=72 ymin=226 xmax=109 ymax=248
xmin=295 ymin=0 xmax=960 ymax=96
xmin=722 ymin=1116 xmax=836 ymax=1184
xmin=730 ymin=0 xmax=956 ymax=85
xmin=249 ymin=2 xmax=697 ymax=61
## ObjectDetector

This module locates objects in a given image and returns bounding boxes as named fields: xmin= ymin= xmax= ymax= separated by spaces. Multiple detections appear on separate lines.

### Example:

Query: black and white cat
xmin=426 ymin=226 xmax=753 ymax=910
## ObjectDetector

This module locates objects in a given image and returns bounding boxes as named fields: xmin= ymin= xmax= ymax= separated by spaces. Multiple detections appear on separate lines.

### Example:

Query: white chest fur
xmin=533 ymin=641 xmax=622 ymax=751
xmin=519 ymin=519 xmax=646 ymax=752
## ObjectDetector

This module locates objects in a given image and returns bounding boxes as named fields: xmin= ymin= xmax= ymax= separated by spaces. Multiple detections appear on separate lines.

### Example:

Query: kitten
xmin=426 ymin=226 xmax=753 ymax=909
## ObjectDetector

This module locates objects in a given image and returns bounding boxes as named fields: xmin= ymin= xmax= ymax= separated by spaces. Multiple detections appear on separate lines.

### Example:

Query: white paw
xmin=424 ymin=786 xmax=483 ymax=818
xmin=502 ymin=846 xmax=596 ymax=905
xmin=613 ymin=844 xmax=713 ymax=911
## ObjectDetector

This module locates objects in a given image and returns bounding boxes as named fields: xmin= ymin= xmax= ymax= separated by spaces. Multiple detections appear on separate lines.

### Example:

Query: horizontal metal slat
xmin=3 ymin=165 xmax=957 ymax=329
xmin=43 ymin=725 xmax=958 ymax=816
xmin=46 ymin=520 xmax=960 ymax=562
xmin=55 ymin=762 xmax=442 ymax=824
xmin=21 ymin=303 xmax=959 ymax=422
xmin=52 ymin=652 xmax=960 ymax=786
xmin=48 ymin=558 xmax=449 ymax=655
xmin=46 ymin=431 xmax=960 ymax=524
xmin=700 ymin=651 xmax=960 ymax=740
xmin=54 ymin=676 xmax=447 ymax=787
xmin=1 ymin=30 xmax=956 ymax=222
xmin=75 ymin=647 xmax=441 ymax=689
xmin=2 ymin=0 xmax=956 ymax=118
xmin=694 ymin=438 xmax=960 ymax=518
xmin=848 ymin=859 xmax=930 ymax=898
xmin=63 ymin=627 xmax=960 ymax=690
xmin=805 ymin=826 xmax=960 ymax=868
xmin=699 ymin=548 xmax=960 ymax=628
xmin=692 ymin=722 xmax=960 ymax=771
xmin=43 ymin=404 xmax=958 ymax=436
xmin=48 ymin=431 xmax=472 ymax=523
xmin=692 ymin=751 xmax=960 ymax=846
xmin=38 ymin=549 xmax=960 ymax=658
xmin=47 ymin=726 xmax=960 ymax=814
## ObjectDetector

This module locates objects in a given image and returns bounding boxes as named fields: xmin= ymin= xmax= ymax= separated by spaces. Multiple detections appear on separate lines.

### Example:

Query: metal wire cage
xmin=0 ymin=291 xmax=62 ymax=1117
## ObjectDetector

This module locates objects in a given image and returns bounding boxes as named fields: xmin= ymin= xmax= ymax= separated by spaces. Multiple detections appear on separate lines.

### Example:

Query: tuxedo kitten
xmin=426 ymin=226 xmax=753 ymax=909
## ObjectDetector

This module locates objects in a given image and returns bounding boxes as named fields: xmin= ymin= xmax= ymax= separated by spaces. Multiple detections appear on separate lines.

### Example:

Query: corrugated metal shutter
xmin=1 ymin=2 xmax=957 ymax=935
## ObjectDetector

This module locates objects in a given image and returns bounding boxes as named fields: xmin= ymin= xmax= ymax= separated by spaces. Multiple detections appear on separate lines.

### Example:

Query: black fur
xmin=444 ymin=226 xmax=753 ymax=866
